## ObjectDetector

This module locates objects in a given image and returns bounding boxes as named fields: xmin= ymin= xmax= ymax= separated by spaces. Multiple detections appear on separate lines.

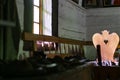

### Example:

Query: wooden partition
xmin=22 ymin=32 xmax=87 ymax=58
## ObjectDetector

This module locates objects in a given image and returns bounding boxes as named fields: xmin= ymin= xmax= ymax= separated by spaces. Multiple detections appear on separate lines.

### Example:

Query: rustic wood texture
xmin=22 ymin=32 xmax=120 ymax=58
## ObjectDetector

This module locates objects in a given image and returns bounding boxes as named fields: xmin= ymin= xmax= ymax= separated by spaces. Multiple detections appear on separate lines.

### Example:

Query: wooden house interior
xmin=0 ymin=0 xmax=120 ymax=80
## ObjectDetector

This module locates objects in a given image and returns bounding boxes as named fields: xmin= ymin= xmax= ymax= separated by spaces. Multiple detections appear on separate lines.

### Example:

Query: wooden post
xmin=97 ymin=45 xmax=102 ymax=66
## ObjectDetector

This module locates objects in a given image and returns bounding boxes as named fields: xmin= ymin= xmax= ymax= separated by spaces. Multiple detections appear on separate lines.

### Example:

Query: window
xmin=33 ymin=0 xmax=52 ymax=36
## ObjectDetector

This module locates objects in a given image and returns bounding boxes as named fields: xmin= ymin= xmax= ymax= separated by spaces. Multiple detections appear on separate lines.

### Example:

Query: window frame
xmin=33 ymin=0 xmax=43 ymax=34
xmin=33 ymin=0 xmax=58 ymax=37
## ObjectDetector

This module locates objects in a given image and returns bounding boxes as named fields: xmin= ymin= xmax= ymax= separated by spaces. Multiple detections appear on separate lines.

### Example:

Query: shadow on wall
xmin=83 ymin=45 xmax=97 ymax=60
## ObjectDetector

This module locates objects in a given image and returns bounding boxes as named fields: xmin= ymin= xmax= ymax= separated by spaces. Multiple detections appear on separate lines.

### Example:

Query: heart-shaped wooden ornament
xmin=92 ymin=30 xmax=119 ymax=62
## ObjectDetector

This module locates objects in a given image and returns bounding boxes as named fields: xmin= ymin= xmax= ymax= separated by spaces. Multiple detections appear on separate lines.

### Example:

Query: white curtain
xmin=43 ymin=0 xmax=52 ymax=36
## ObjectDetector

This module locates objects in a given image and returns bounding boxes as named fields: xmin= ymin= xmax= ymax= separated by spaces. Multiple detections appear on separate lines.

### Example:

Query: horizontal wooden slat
xmin=43 ymin=36 xmax=59 ymax=42
xmin=23 ymin=32 xmax=82 ymax=44
xmin=59 ymin=37 xmax=82 ymax=45
xmin=81 ymin=41 xmax=93 ymax=45
xmin=23 ymin=32 xmax=59 ymax=42
xmin=23 ymin=32 xmax=44 ymax=41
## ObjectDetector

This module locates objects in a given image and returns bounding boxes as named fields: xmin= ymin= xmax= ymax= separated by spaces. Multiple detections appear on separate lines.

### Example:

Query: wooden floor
xmin=0 ymin=63 xmax=93 ymax=80
xmin=93 ymin=66 xmax=120 ymax=80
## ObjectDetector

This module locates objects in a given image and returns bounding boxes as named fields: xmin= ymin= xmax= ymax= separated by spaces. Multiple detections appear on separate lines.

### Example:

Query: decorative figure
xmin=92 ymin=30 xmax=119 ymax=63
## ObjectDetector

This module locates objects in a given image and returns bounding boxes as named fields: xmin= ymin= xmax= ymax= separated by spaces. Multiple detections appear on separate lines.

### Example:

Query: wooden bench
xmin=22 ymin=32 xmax=88 ymax=58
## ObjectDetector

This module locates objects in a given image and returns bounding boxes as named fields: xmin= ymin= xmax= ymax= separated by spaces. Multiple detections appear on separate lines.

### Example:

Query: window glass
xmin=33 ymin=23 xmax=39 ymax=34
xmin=34 ymin=6 xmax=39 ymax=22
xmin=43 ymin=16 xmax=52 ymax=35
xmin=43 ymin=0 xmax=52 ymax=13
xmin=34 ymin=0 xmax=39 ymax=6
xmin=33 ymin=0 xmax=52 ymax=36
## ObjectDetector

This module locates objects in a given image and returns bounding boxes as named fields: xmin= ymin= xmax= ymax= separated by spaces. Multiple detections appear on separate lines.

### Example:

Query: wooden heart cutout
xmin=92 ymin=30 xmax=119 ymax=62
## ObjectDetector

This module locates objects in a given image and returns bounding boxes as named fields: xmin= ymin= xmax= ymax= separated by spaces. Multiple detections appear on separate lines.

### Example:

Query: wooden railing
xmin=22 ymin=32 xmax=86 ymax=58
xmin=22 ymin=32 xmax=120 ymax=58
